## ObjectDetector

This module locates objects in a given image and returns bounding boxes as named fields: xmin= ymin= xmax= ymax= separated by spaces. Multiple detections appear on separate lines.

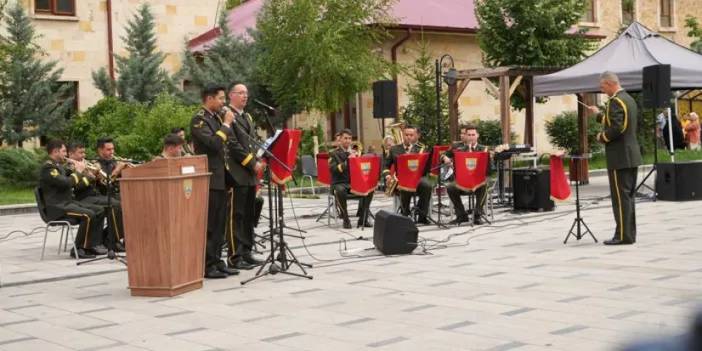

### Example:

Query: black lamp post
xmin=434 ymin=54 xmax=456 ymax=226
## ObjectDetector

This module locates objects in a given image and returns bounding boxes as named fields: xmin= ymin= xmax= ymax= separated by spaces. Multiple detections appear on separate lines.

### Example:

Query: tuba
xmin=386 ymin=121 xmax=405 ymax=145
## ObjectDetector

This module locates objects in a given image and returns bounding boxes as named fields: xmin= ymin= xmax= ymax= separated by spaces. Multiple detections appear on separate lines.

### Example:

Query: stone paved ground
xmin=1 ymin=172 xmax=701 ymax=351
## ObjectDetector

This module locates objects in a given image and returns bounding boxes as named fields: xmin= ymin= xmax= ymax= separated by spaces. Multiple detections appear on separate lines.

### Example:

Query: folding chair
xmin=299 ymin=155 xmax=317 ymax=195
xmin=34 ymin=187 xmax=80 ymax=260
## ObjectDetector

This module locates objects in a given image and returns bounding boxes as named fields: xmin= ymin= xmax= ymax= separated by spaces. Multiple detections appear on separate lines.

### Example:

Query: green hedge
xmin=544 ymin=111 xmax=601 ymax=154
xmin=0 ymin=148 xmax=45 ymax=187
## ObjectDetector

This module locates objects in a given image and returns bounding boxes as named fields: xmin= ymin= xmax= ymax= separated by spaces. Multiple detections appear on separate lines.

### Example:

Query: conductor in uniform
xmin=224 ymin=82 xmax=265 ymax=270
xmin=441 ymin=124 xmax=489 ymax=225
xmin=383 ymin=125 xmax=431 ymax=224
xmin=39 ymin=140 xmax=106 ymax=258
xmin=328 ymin=129 xmax=374 ymax=229
xmin=588 ymin=71 xmax=642 ymax=245
xmin=191 ymin=85 xmax=239 ymax=278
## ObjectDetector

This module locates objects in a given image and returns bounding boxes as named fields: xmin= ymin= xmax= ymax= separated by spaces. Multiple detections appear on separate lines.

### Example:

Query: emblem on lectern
xmin=183 ymin=179 xmax=193 ymax=199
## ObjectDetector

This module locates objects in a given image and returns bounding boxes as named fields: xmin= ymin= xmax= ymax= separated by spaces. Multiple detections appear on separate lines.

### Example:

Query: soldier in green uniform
xmin=441 ymin=124 xmax=490 ymax=225
xmin=94 ymin=137 xmax=126 ymax=199
xmin=588 ymin=71 xmax=642 ymax=245
xmin=382 ymin=125 xmax=432 ymax=224
xmin=171 ymin=127 xmax=194 ymax=156
xmin=224 ymin=83 xmax=265 ymax=270
xmin=191 ymin=84 xmax=239 ymax=279
xmin=39 ymin=140 xmax=107 ymax=259
xmin=67 ymin=142 xmax=125 ymax=252
xmin=328 ymin=129 xmax=374 ymax=229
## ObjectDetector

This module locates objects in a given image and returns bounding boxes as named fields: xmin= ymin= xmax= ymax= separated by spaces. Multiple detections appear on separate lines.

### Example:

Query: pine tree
xmin=401 ymin=39 xmax=449 ymax=147
xmin=92 ymin=3 xmax=173 ymax=104
xmin=0 ymin=3 xmax=73 ymax=147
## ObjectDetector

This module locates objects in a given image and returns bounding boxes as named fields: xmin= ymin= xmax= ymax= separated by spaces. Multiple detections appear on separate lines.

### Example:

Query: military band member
xmin=191 ymin=84 xmax=239 ymax=279
xmin=94 ymin=137 xmax=127 ymax=198
xmin=329 ymin=129 xmax=374 ymax=229
xmin=67 ymin=142 xmax=125 ymax=252
xmin=156 ymin=133 xmax=185 ymax=159
xmin=171 ymin=127 xmax=194 ymax=156
xmin=40 ymin=140 xmax=107 ymax=258
xmin=441 ymin=124 xmax=489 ymax=225
xmin=224 ymin=83 xmax=265 ymax=270
xmin=587 ymin=71 xmax=642 ymax=245
xmin=383 ymin=125 xmax=431 ymax=224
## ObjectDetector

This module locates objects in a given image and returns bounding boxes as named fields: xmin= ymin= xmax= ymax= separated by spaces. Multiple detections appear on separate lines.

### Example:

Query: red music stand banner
xmin=454 ymin=151 xmax=488 ymax=191
xmin=430 ymin=145 xmax=450 ymax=177
xmin=550 ymin=155 xmax=571 ymax=201
xmin=270 ymin=129 xmax=302 ymax=185
xmin=316 ymin=153 xmax=330 ymax=186
xmin=255 ymin=159 xmax=266 ymax=192
xmin=349 ymin=155 xmax=380 ymax=196
xmin=396 ymin=153 xmax=429 ymax=192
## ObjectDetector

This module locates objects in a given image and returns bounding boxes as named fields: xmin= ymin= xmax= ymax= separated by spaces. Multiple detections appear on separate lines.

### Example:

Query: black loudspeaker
xmin=373 ymin=80 xmax=397 ymax=119
xmin=512 ymin=168 xmax=554 ymax=212
xmin=642 ymin=64 xmax=671 ymax=108
xmin=655 ymin=162 xmax=702 ymax=201
xmin=373 ymin=210 xmax=418 ymax=255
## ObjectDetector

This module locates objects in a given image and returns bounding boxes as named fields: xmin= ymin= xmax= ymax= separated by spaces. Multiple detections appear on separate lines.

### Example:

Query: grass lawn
xmin=0 ymin=184 xmax=34 ymax=206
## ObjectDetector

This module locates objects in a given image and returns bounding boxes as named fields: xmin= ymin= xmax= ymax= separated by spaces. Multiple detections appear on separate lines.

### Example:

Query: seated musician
xmin=67 ymin=142 xmax=126 ymax=252
xmin=40 ymin=140 xmax=107 ymax=258
xmin=171 ymin=127 xmax=194 ymax=156
xmin=329 ymin=129 xmax=374 ymax=229
xmin=95 ymin=137 xmax=128 ymax=198
xmin=155 ymin=134 xmax=185 ymax=159
xmin=441 ymin=124 xmax=489 ymax=225
xmin=383 ymin=125 xmax=431 ymax=224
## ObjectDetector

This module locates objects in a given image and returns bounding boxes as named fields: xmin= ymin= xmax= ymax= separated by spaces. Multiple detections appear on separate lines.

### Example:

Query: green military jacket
xmin=39 ymin=161 xmax=91 ymax=220
xmin=596 ymin=90 xmax=643 ymax=170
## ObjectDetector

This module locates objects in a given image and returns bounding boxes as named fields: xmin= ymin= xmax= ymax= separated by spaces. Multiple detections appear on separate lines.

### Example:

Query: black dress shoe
xmin=357 ymin=219 xmax=373 ymax=228
xmin=243 ymin=254 xmax=264 ymax=265
xmin=114 ymin=242 xmax=126 ymax=252
xmin=70 ymin=248 xmax=96 ymax=259
xmin=473 ymin=218 xmax=484 ymax=225
xmin=90 ymin=245 xmax=108 ymax=255
xmin=343 ymin=219 xmax=352 ymax=229
xmin=416 ymin=217 xmax=431 ymax=225
xmin=216 ymin=263 xmax=240 ymax=275
xmin=231 ymin=259 xmax=256 ymax=270
xmin=449 ymin=216 xmax=469 ymax=225
xmin=205 ymin=267 xmax=228 ymax=279
xmin=603 ymin=238 xmax=633 ymax=245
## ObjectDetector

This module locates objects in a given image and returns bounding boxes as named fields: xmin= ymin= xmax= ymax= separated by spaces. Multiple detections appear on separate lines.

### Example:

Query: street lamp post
xmin=434 ymin=54 xmax=457 ymax=226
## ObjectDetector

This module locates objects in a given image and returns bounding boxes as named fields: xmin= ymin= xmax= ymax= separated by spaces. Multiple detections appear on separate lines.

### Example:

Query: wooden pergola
xmin=447 ymin=66 xmax=560 ymax=144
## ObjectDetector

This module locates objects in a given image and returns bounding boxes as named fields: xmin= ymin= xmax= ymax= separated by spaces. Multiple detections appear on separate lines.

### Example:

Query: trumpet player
xmin=68 ymin=142 xmax=126 ymax=252
xmin=40 ymin=140 xmax=107 ymax=258
xmin=329 ymin=129 xmax=374 ymax=229
xmin=95 ymin=137 xmax=127 ymax=198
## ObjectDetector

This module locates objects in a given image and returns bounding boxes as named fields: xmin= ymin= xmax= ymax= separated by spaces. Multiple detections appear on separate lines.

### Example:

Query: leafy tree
xmin=400 ymin=38 xmax=449 ymax=147
xmin=475 ymin=0 xmax=595 ymax=108
xmin=472 ymin=119 xmax=516 ymax=146
xmin=544 ymin=111 xmax=600 ymax=153
xmin=256 ymin=0 xmax=394 ymax=116
xmin=225 ymin=0 xmax=243 ymax=10
xmin=0 ymin=3 xmax=73 ymax=147
xmin=684 ymin=16 xmax=702 ymax=53
xmin=92 ymin=3 xmax=173 ymax=103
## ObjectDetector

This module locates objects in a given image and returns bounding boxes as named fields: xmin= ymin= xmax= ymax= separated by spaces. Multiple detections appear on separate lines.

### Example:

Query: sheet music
xmin=257 ymin=129 xmax=283 ymax=158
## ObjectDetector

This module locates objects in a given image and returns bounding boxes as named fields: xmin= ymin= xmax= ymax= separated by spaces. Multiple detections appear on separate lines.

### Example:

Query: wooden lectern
xmin=120 ymin=156 xmax=210 ymax=297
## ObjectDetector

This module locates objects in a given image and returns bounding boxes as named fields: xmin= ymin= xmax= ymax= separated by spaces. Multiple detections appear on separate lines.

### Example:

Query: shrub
xmin=544 ymin=111 xmax=601 ymax=154
xmin=471 ymin=119 xmax=516 ymax=146
xmin=0 ymin=148 xmax=45 ymax=187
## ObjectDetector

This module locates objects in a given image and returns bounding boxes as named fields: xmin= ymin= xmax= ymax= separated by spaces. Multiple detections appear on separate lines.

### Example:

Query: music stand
xmin=563 ymin=154 xmax=597 ymax=244
xmin=453 ymin=151 xmax=491 ymax=226
xmin=242 ymin=129 xmax=313 ymax=285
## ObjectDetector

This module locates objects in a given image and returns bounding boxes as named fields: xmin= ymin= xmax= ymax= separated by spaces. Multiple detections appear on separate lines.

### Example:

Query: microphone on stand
xmin=252 ymin=99 xmax=277 ymax=137
xmin=253 ymin=99 xmax=276 ymax=112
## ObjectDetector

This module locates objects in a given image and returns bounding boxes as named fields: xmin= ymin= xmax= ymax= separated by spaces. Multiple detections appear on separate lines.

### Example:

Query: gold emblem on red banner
xmin=466 ymin=158 xmax=477 ymax=171
xmin=408 ymin=159 xmax=419 ymax=171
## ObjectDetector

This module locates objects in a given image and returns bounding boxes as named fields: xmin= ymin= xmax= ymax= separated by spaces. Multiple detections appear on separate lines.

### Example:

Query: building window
xmin=660 ymin=0 xmax=673 ymax=27
xmin=328 ymin=99 xmax=358 ymax=141
xmin=34 ymin=0 xmax=76 ymax=16
xmin=622 ymin=0 xmax=635 ymax=25
xmin=581 ymin=0 xmax=596 ymax=23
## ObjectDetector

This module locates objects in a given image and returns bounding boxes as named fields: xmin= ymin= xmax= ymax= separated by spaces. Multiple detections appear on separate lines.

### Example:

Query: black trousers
xmin=79 ymin=196 xmax=124 ymax=245
xmin=62 ymin=201 xmax=105 ymax=249
xmin=398 ymin=177 xmax=432 ymax=218
xmin=607 ymin=167 xmax=638 ymax=243
xmin=253 ymin=196 xmax=264 ymax=227
xmin=447 ymin=183 xmax=487 ymax=219
xmin=332 ymin=183 xmax=373 ymax=223
xmin=226 ymin=186 xmax=256 ymax=263
xmin=206 ymin=190 xmax=227 ymax=269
